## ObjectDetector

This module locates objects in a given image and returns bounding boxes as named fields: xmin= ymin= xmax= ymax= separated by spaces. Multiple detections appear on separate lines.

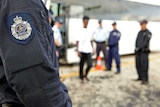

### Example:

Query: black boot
xmin=141 ymin=80 xmax=149 ymax=85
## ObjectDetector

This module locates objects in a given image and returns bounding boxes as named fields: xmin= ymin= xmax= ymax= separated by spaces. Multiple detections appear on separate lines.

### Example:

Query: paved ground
xmin=60 ymin=52 xmax=160 ymax=107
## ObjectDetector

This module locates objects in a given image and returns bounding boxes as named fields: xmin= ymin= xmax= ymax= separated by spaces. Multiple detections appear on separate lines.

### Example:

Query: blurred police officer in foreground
xmin=0 ymin=0 xmax=72 ymax=107
xmin=135 ymin=19 xmax=152 ymax=85
xmin=93 ymin=19 xmax=109 ymax=69
xmin=107 ymin=22 xmax=121 ymax=74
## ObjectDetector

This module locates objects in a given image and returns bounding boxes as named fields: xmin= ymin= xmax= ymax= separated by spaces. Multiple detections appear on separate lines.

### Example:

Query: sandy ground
xmin=61 ymin=52 xmax=160 ymax=107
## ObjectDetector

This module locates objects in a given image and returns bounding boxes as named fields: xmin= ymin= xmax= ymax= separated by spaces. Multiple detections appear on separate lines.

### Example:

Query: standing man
xmin=107 ymin=22 xmax=121 ymax=74
xmin=135 ymin=19 xmax=152 ymax=85
xmin=93 ymin=19 xmax=109 ymax=69
xmin=0 ymin=0 xmax=72 ymax=107
xmin=52 ymin=16 xmax=65 ymax=58
xmin=76 ymin=16 xmax=93 ymax=83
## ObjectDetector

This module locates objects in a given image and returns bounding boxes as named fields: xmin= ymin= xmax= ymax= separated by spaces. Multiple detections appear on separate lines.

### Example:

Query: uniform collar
xmin=141 ymin=29 xmax=148 ymax=32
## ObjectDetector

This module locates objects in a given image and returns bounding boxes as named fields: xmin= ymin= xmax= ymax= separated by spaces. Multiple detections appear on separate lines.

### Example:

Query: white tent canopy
xmin=126 ymin=0 xmax=160 ymax=6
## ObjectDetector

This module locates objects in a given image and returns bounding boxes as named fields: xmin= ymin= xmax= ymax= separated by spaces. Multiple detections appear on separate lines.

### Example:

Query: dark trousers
xmin=107 ymin=47 xmax=120 ymax=72
xmin=79 ymin=53 xmax=92 ymax=80
xmin=96 ymin=42 xmax=107 ymax=67
xmin=135 ymin=52 xmax=149 ymax=81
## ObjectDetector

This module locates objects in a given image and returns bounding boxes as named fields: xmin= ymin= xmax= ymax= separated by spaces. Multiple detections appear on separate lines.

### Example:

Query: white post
xmin=45 ymin=0 xmax=51 ymax=10
xmin=42 ymin=0 xmax=46 ymax=4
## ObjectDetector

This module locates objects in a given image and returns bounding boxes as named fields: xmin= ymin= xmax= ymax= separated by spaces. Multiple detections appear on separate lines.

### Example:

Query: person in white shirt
xmin=93 ymin=19 xmax=109 ymax=69
xmin=52 ymin=17 xmax=64 ymax=58
xmin=76 ymin=16 xmax=94 ymax=83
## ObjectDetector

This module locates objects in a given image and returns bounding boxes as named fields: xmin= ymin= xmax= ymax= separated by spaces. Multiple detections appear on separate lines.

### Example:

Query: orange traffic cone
xmin=95 ymin=56 xmax=103 ymax=70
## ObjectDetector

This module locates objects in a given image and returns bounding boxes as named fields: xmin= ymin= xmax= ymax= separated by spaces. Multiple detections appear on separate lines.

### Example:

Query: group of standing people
xmin=93 ymin=19 xmax=121 ymax=74
xmin=76 ymin=16 xmax=152 ymax=85
xmin=76 ymin=16 xmax=121 ymax=83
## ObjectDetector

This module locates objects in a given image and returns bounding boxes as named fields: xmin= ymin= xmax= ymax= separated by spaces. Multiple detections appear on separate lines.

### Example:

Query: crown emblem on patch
xmin=14 ymin=16 xmax=23 ymax=24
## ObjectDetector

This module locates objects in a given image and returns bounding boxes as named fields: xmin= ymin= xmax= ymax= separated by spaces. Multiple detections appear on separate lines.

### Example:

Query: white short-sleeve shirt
xmin=77 ymin=27 xmax=93 ymax=53
xmin=52 ymin=26 xmax=63 ymax=45
xmin=93 ymin=27 xmax=109 ymax=42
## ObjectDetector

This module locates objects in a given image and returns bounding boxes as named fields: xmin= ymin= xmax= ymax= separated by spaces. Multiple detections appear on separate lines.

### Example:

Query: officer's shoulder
xmin=52 ymin=27 xmax=58 ymax=33
xmin=146 ymin=29 xmax=152 ymax=35
xmin=117 ymin=30 xmax=121 ymax=33
xmin=145 ymin=29 xmax=152 ymax=38
xmin=147 ymin=29 xmax=152 ymax=34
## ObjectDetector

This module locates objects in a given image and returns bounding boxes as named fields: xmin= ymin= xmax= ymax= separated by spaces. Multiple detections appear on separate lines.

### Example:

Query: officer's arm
xmin=138 ymin=32 xmax=152 ymax=50
xmin=108 ymin=33 xmax=112 ymax=46
xmin=54 ymin=39 xmax=61 ymax=47
xmin=76 ymin=41 xmax=79 ymax=51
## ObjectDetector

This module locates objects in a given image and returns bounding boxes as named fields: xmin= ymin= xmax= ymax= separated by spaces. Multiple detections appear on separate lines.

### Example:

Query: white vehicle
xmin=43 ymin=0 xmax=160 ymax=64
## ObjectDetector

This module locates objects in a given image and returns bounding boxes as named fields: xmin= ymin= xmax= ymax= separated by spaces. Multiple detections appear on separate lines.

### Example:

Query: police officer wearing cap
xmin=93 ymin=19 xmax=109 ymax=68
xmin=0 ymin=0 xmax=72 ymax=107
xmin=52 ymin=16 xmax=64 ymax=58
xmin=135 ymin=19 xmax=152 ymax=85
xmin=107 ymin=22 xmax=121 ymax=74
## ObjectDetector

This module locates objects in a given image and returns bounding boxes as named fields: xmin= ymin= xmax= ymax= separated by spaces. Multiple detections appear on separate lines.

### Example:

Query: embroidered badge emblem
xmin=11 ymin=16 xmax=32 ymax=40
xmin=7 ymin=13 xmax=35 ymax=44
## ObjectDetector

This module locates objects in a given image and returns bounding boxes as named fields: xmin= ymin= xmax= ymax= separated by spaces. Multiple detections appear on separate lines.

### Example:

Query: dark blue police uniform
xmin=135 ymin=23 xmax=152 ymax=84
xmin=107 ymin=23 xmax=121 ymax=73
xmin=0 ymin=0 xmax=72 ymax=107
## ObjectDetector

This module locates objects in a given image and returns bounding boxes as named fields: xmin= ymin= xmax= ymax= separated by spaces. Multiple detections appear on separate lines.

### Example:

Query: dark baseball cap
xmin=55 ymin=17 xmax=63 ymax=24
xmin=83 ymin=16 xmax=90 ymax=21
xmin=140 ymin=19 xmax=148 ymax=25
xmin=98 ymin=19 xmax=102 ymax=23
xmin=112 ymin=22 xmax=117 ymax=25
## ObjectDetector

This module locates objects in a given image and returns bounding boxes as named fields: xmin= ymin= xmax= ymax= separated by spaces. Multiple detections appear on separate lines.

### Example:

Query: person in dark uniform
xmin=0 ymin=0 xmax=72 ymax=107
xmin=107 ymin=22 xmax=121 ymax=74
xmin=135 ymin=19 xmax=152 ymax=85
xmin=93 ymin=19 xmax=109 ymax=69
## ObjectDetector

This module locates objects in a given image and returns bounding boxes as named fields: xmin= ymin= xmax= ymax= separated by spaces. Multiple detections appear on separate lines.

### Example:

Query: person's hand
xmin=92 ymin=49 xmax=96 ymax=55
xmin=135 ymin=48 xmax=140 ymax=52
xmin=56 ymin=51 xmax=59 ymax=58
xmin=78 ymin=52 xmax=81 ymax=57
xmin=135 ymin=48 xmax=141 ymax=53
xmin=135 ymin=48 xmax=139 ymax=51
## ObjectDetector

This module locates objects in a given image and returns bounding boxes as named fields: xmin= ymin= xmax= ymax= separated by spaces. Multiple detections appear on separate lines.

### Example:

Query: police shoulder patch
xmin=7 ymin=13 xmax=35 ymax=44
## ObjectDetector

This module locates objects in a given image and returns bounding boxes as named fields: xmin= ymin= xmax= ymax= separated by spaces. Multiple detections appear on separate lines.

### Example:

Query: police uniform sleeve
xmin=1 ymin=4 xmax=44 ymax=73
xmin=52 ymin=28 xmax=59 ymax=40
xmin=0 ymin=0 xmax=72 ymax=107
xmin=108 ymin=32 xmax=112 ymax=47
